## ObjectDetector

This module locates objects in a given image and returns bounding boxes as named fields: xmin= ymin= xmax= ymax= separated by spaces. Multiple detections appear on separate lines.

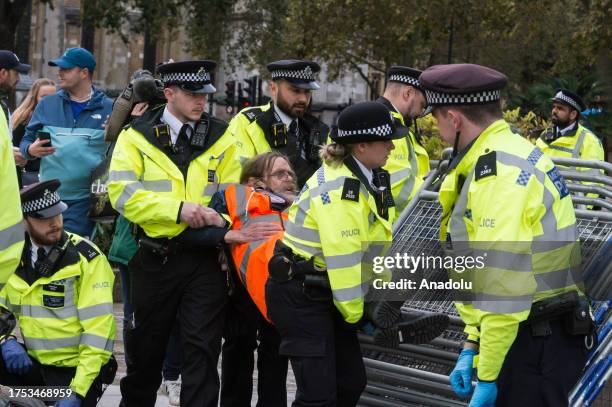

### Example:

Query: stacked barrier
xmin=360 ymin=151 xmax=612 ymax=406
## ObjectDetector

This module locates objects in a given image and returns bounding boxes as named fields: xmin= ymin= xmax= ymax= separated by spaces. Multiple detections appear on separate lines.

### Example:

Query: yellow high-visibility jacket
xmin=228 ymin=102 xmax=329 ymax=187
xmin=0 ymin=233 xmax=116 ymax=397
xmin=376 ymin=97 xmax=427 ymax=220
xmin=282 ymin=160 xmax=394 ymax=324
xmin=439 ymin=119 xmax=581 ymax=381
xmin=0 ymin=108 xmax=24 ymax=288
xmin=107 ymin=106 xmax=241 ymax=239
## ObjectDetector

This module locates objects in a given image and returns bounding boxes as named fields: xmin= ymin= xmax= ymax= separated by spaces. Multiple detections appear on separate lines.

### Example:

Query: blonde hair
xmin=11 ymin=78 xmax=55 ymax=128
xmin=320 ymin=142 xmax=353 ymax=167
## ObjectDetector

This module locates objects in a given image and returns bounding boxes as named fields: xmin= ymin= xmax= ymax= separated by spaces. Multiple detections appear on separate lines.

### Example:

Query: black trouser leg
xmin=179 ymin=251 xmax=228 ymax=407
xmin=496 ymin=319 xmax=588 ymax=407
xmin=119 ymin=249 xmax=190 ymax=407
xmin=257 ymin=319 xmax=289 ymax=407
xmin=162 ymin=317 xmax=183 ymax=381
xmin=266 ymin=279 xmax=365 ymax=407
xmin=220 ymin=290 xmax=258 ymax=407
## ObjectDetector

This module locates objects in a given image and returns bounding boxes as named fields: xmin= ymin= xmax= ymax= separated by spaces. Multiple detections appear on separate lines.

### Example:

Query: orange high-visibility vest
xmin=224 ymin=184 xmax=287 ymax=322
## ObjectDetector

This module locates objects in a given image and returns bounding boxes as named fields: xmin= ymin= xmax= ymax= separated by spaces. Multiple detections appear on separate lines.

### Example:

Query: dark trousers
xmin=63 ymin=198 xmax=96 ymax=238
xmin=0 ymin=343 xmax=116 ymax=407
xmin=496 ymin=318 xmax=589 ymax=407
xmin=119 ymin=263 xmax=184 ymax=382
xmin=221 ymin=277 xmax=288 ymax=407
xmin=119 ymin=247 xmax=227 ymax=407
xmin=266 ymin=278 xmax=366 ymax=407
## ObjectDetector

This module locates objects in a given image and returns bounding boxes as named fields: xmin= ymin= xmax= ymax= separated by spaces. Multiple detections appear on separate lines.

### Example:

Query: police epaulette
xmin=241 ymin=107 xmax=263 ymax=123
xmin=341 ymin=178 xmax=360 ymax=202
xmin=75 ymin=239 xmax=101 ymax=261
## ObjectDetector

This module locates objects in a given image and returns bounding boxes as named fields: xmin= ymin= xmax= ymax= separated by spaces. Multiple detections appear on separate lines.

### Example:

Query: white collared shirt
xmin=30 ymin=237 xmax=52 ymax=268
xmin=559 ymin=121 xmax=577 ymax=136
xmin=352 ymin=155 xmax=373 ymax=187
xmin=274 ymin=104 xmax=297 ymax=129
xmin=161 ymin=106 xmax=197 ymax=145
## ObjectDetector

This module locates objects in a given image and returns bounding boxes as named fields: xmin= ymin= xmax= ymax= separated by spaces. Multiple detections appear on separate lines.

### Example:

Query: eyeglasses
xmin=269 ymin=170 xmax=296 ymax=180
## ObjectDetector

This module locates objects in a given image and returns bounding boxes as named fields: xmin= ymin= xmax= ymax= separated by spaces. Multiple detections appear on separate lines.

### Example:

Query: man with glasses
xmin=108 ymin=60 xmax=242 ymax=407
xmin=20 ymin=47 xmax=112 ymax=237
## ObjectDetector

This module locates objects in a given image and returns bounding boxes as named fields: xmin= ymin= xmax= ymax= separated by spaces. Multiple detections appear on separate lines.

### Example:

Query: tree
xmin=0 ymin=0 xmax=53 ymax=50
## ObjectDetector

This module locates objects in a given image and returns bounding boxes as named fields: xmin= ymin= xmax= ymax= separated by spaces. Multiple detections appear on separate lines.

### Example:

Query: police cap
xmin=551 ymin=89 xmax=586 ymax=112
xmin=157 ymin=60 xmax=217 ymax=94
xmin=387 ymin=66 xmax=423 ymax=90
xmin=332 ymin=101 xmax=408 ymax=144
xmin=267 ymin=59 xmax=321 ymax=90
xmin=20 ymin=179 xmax=68 ymax=219
xmin=419 ymin=63 xmax=507 ymax=106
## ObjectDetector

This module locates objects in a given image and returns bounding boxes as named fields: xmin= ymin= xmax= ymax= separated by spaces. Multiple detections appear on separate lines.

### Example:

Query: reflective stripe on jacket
xmin=282 ymin=162 xmax=394 ymax=324
xmin=0 ymin=233 xmax=116 ymax=397
xmin=439 ymin=119 xmax=580 ymax=381
xmin=224 ymin=184 xmax=287 ymax=322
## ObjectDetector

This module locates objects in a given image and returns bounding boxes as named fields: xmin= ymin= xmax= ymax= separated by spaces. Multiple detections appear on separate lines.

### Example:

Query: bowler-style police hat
xmin=20 ymin=179 xmax=68 ymax=219
xmin=419 ymin=63 xmax=507 ymax=106
xmin=332 ymin=102 xmax=408 ymax=144
xmin=267 ymin=60 xmax=321 ymax=90
xmin=157 ymin=60 xmax=217 ymax=94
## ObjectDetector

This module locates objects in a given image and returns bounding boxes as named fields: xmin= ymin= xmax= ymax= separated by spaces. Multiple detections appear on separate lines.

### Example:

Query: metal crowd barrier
xmin=360 ymin=153 xmax=612 ymax=406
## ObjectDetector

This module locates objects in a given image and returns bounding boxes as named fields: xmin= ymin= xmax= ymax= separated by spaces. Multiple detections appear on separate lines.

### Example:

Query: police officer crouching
xmin=266 ymin=102 xmax=405 ymax=406
xmin=0 ymin=179 xmax=117 ymax=407
xmin=419 ymin=63 xmax=591 ymax=406
xmin=108 ymin=60 xmax=241 ymax=407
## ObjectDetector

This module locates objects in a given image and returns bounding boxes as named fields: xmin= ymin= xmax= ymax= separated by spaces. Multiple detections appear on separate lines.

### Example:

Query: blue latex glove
xmin=1 ymin=338 xmax=32 ymax=375
xmin=449 ymin=348 xmax=477 ymax=397
xmin=55 ymin=393 xmax=81 ymax=407
xmin=468 ymin=381 xmax=497 ymax=407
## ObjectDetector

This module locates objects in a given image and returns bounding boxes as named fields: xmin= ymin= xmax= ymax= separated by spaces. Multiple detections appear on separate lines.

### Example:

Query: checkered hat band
xmin=554 ymin=91 xmax=581 ymax=111
xmin=337 ymin=123 xmax=392 ymax=138
xmin=389 ymin=74 xmax=419 ymax=87
xmin=162 ymin=72 xmax=211 ymax=84
xmin=271 ymin=69 xmax=315 ymax=81
xmin=22 ymin=191 xmax=60 ymax=213
xmin=424 ymin=89 xmax=501 ymax=105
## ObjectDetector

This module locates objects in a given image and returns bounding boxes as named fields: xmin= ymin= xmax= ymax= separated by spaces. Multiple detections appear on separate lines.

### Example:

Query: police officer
xmin=107 ymin=60 xmax=241 ymax=407
xmin=0 ymin=106 xmax=24 ymax=290
xmin=537 ymin=89 xmax=604 ymax=162
xmin=419 ymin=64 xmax=589 ymax=406
xmin=377 ymin=66 xmax=430 ymax=215
xmin=230 ymin=59 xmax=329 ymax=187
xmin=0 ymin=179 xmax=117 ymax=407
xmin=266 ymin=101 xmax=406 ymax=406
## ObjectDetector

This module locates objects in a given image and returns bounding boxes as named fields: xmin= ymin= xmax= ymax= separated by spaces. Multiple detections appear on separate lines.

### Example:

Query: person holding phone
xmin=19 ymin=48 xmax=112 ymax=237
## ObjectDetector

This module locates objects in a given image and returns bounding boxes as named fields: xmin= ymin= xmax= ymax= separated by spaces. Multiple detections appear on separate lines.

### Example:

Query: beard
xmin=551 ymin=116 xmax=571 ymax=128
xmin=27 ymin=223 xmax=62 ymax=246
xmin=276 ymin=93 xmax=308 ymax=119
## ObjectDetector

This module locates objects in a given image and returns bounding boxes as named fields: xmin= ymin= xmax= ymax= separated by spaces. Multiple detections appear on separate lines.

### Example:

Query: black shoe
xmin=365 ymin=301 xmax=404 ymax=329
xmin=372 ymin=310 xmax=450 ymax=348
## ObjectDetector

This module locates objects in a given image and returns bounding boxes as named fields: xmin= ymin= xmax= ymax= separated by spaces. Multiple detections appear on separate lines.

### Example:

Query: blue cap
xmin=48 ymin=47 xmax=96 ymax=71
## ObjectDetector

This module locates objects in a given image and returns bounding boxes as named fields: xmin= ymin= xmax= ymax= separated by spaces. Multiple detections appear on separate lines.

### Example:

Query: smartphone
xmin=38 ymin=131 xmax=52 ymax=146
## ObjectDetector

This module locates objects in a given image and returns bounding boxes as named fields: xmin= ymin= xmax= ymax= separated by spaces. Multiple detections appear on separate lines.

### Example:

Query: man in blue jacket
xmin=20 ymin=47 xmax=112 ymax=237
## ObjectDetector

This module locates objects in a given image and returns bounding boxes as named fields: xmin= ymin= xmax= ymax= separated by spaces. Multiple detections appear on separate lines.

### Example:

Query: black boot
xmin=372 ymin=309 xmax=449 ymax=348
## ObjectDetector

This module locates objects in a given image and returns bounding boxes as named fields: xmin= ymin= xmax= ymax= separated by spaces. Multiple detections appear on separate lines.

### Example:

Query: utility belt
xmin=526 ymin=291 xmax=595 ymax=342
xmin=134 ymin=226 xmax=184 ymax=262
xmin=268 ymin=241 xmax=331 ymax=299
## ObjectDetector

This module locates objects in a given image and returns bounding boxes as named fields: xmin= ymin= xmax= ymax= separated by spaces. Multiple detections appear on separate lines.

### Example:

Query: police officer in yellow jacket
xmin=0 ymin=107 xmax=24 ymax=288
xmin=537 ymin=89 xmax=604 ymax=163
xmin=376 ymin=66 xmax=430 ymax=217
xmin=266 ymin=102 xmax=406 ymax=406
xmin=107 ymin=60 xmax=241 ymax=407
xmin=229 ymin=60 xmax=329 ymax=187
xmin=0 ymin=179 xmax=116 ymax=407
xmin=420 ymin=64 xmax=590 ymax=406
